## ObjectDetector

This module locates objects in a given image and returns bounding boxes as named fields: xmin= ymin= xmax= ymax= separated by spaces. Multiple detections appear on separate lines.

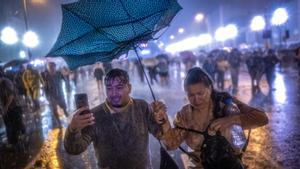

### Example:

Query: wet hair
xmin=185 ymin=67 xmax=231 ymax=118
xmin=184 ymin=67 xmax=214 ymax=90
xmin=104 ymin=68 xmax=129 ymax=85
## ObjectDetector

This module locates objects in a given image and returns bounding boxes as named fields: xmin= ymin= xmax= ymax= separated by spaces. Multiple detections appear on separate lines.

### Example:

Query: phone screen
xmin=74 ymin=93 xmax=90 ymax=115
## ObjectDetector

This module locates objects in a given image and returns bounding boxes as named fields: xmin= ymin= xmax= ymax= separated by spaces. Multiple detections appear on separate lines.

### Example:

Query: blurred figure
xmin=264 ymin=49 xmax=279 ymax=91
xmin=215 ymin=53 xmax=229 ymax=91
xmin=133 ymin=59 xmax=145 ymax=83
xmin=93 ymin=63 xmax=105 ymax=93
xmin=246 ymin=51 xmax=265 ymax=94
xmin=61 ymin=66 xmax=72 ymax=107
xmin=42 ymin=62 xmax=68 ymax=126
xmin=296 ymin=47 xmax=300 ymax=78
xmin=22 ymin=64 xmax=43 ymax=111
xmin=71 ymin=69 xmax=78 ymax=87
xmin=0 ymin=71 xmax=25 ymax=146
xmin=61 ymin=66 xmax=72 ymax=94
xmin=156 ymin=57 xmax=169 ymax=86
xmin=181 ymin=51 xmax=196 ymax=73
xmin=14 ymin=65 xmax=28 ymax=102
xmin=228 ymin=49 xmax=242 ymax=94
xmin=103 ymin=62 xmax=113 ymax=74
xmin=202 ymin=54 xmax=215 ymax=81
xmin=143 ymin=58 xmax=158 ymax=85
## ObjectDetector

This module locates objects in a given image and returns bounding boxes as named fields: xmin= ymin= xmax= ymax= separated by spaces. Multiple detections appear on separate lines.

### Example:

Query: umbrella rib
xmin=63 ymin=6 xmax=120 ymax=42
xmin=51 ymin=7 xmax=117 ymax=52
xmin=117 ymin=0 xmax=168 ymax=35
xmin=51 ymin=6 xmax=121 ymax=55
xmin=118 ymin=0 xmax=138 ymax=37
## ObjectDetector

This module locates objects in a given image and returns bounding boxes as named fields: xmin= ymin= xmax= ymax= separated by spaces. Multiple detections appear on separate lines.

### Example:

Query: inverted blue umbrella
xmin=47 ymin=0 xmax=181 ymax=70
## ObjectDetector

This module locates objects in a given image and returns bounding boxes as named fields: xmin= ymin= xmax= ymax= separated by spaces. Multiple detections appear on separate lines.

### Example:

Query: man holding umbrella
xmin=64 ymin=68 xmax=167 ymax=169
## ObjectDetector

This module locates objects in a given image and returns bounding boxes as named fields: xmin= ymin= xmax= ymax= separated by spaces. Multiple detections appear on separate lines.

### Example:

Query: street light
xmin=215 ymin=27 xmax=227 ymax=42
xmin=19 ymin=50 xmax=27 ymax=58
xmin=178 ymin=28 xmax=185 ymax=34
xmin=215 ymin=24 xmax=238 ymax=42
xmin=250 ymin=15 xmax=266 ymax=31
xmin=198 ymin=33 xmax=213 ymax=46
xmin=22 ymin=31 xmax=39 ymax=48
xmin=170 ymin=35 xmax=175 ymax=40
xmin=0 ymin=27 xmax=19 ymax=45
xmin=194 ymin=13 xmax=204 ymax=23
xmin=225 ymin=24 xmax=238 ymax=39
xmin=271 ymin=8 xmax=288 ymax=26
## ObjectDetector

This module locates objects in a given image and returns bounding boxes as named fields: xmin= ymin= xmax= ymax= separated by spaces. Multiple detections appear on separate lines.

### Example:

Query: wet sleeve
xmin=161 ymin=111 xmax=188 ymax=150
xmin=234 ymin=98 xmax=269 ymax=129
xmin=63 ymin=126 xmax=94 ymax=155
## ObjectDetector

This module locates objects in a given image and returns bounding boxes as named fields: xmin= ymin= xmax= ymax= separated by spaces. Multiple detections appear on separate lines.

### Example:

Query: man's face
xmin=48 ymin=64 xmax=56 ymax=73
xmin=185 ymin=83 xmax=211 ymax=108
xmin=105 ymin=77 xmax=131 ymax=107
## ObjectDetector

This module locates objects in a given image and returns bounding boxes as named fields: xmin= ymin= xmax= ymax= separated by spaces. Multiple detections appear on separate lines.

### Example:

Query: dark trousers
xmin=230 ymin=68 xmax=239 ymax=90
xmin=265 ymin=68 xmax=275 ymax=89
xmin=217 ymin=71 xmax=225 ymax=90
xmin=3 ymin=106 xmax=25 ymax=145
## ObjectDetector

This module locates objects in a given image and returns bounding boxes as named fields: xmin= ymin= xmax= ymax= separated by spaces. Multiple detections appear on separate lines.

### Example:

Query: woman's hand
xmin=209 ymin=115 xmax=241 ymax=132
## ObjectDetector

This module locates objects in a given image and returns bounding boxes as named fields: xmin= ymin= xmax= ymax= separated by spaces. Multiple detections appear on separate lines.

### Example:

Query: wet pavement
xmin=1 ymin=63 xmax=300 ymax=169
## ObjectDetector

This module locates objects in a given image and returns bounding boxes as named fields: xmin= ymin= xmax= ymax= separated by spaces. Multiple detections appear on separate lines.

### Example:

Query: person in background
xmin=14 ymin=65 xmax=29 ymax=105
xmin=0 ymin=71 xmax=26 ymax=147
xmin=93 ymin=62 xmax=105 ymax=93
xmin=22 ymin=64 xmax=43 ymax=111
xmin=264 ymin=49 xmax=279 ymax=92
xmin=42 ymin=62 xmax=68 ymax=126
xmin=228 ymin=49 xmax=242 ymax=95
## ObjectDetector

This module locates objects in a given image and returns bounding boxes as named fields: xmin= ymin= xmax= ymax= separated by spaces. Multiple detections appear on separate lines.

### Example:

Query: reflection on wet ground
xmin=1 ymin=65 xmax=300 ymax=169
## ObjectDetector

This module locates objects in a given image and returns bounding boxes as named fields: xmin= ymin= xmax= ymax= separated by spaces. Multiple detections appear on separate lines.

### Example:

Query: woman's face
xmin=185 ymin=83 xmax=212 ymax=108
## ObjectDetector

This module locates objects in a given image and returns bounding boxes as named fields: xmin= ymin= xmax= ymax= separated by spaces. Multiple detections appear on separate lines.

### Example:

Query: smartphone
xmin=74 ymin=93 xmax=90 ymax=115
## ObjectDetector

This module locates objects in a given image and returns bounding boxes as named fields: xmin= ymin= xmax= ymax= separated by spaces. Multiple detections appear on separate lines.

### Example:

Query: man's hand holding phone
xmin=69 ymin=107 xmax=95 ymax=131
xmin=70 ymin=93 xmax=94 ymax=132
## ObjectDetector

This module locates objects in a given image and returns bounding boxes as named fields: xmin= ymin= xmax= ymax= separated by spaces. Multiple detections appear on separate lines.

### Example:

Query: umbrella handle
xmin=134 ymin=48 xmax=156 ymax=102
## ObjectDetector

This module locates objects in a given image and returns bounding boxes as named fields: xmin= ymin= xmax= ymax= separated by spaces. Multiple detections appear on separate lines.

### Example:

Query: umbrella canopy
xmin=3 ymin=59 xmax=29 ymax=69
xmin=47 ymin=0 xmax=182 ymax=69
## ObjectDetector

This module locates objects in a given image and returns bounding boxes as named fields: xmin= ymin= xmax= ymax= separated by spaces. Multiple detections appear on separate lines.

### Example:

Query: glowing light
xmin=198 ymin=33 xmax=213 ymax=46
xmin=215 ymin=24 xmax=238 ymax=42
xmin=195 ymin=13 xmax=204 ymax=23
xmin=165 ymin=33 xmax=213 ymax=53
xmin=140 ymin=43 xmax=148 ymax=48
xmin=158 ymin=41 xmax=164 ymax=48
xmin=170 ymin=35 xmax=175 ymax=40
xmin=271 ymin=8 xmax=288 ymax=26
xmin=0 ymin=27 xmax=18 ymax=45
xmin=251 ymin=15 xmax=266 ymax=31
xmin=273 ymin=72 xmax=286 ymax=104
xmin=19 ymin=50 xmax=27 ymax=58
xmin=226 ymin=24 xmax=238 ymax=39
xmin=141 ymin=49 xmax=151 ymax=55
xmin=178 ymin=28 xmax=185 ymax=34
xmin=30 ymin=59 xmax=44 ymax=67
xmin=215 ymin=27 xmax=227 ymax=42
xmin=22 ymin=31 xmax=39 ymax=48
